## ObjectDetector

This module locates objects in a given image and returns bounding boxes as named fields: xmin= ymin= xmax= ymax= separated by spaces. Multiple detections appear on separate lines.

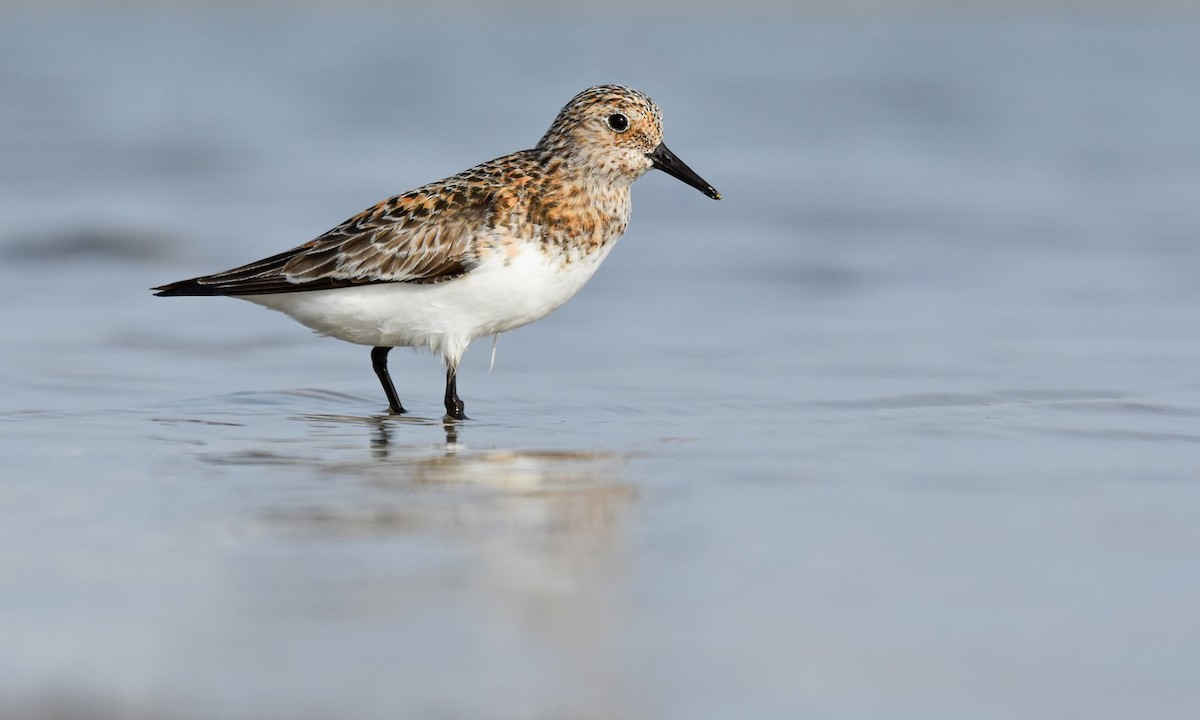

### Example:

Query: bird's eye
xmin=606 ymin=113 xmax=629 ymax=132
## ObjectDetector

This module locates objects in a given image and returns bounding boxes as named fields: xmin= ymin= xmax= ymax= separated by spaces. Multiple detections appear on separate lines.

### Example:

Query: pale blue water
xmin=3 ymin=8 xmax=1200 ymax=719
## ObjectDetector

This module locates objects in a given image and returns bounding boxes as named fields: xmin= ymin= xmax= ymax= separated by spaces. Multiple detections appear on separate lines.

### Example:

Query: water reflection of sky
xmin=3 ymin=7 xmax=1200 ymax=719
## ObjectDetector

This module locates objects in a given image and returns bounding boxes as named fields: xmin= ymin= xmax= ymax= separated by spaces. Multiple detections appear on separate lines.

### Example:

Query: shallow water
xmin=3 ymin=8 xmax=1200 ymax=719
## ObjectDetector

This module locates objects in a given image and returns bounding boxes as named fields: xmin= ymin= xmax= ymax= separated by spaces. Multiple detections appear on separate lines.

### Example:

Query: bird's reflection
xmin=257 ymin=411 xmax=637 ymax=710
xmin=366 ymin=414 xmax=461 ymax=457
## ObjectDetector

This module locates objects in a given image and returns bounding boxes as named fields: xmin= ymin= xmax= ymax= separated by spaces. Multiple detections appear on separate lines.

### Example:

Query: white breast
xmin=239 ymin=240 xmax=617 ymax=365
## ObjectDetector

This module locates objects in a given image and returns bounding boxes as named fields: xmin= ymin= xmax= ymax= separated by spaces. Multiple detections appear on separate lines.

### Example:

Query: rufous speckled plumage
xmin=154 ymin=85 xmax=720 ymax=419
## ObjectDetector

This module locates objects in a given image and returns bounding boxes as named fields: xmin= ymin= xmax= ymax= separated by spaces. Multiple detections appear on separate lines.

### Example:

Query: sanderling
xmin=154 ymin=85 xmax=720 ymax=419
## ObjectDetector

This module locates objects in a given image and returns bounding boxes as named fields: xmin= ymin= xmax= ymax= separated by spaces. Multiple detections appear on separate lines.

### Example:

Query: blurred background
xmin=2 ymin=2 xmax=1200 ymax=719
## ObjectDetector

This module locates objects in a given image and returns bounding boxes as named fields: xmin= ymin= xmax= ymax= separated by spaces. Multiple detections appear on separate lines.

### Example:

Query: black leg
xmin=443 ymin=364 xmax=467 ymax=420
xmin=371 ymin=346 xmax=405 ymax=414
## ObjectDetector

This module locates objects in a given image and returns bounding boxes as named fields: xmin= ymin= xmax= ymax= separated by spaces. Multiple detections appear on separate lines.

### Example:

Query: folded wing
xmin=153 ymin=178 xmax=499 ymax=297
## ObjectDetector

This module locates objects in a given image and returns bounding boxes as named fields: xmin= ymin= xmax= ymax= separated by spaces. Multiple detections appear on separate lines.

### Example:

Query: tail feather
xmin=152 ymin=247 xmax=316 ymax=296
xmin=153 ymin=277 xmax=230 ymax=296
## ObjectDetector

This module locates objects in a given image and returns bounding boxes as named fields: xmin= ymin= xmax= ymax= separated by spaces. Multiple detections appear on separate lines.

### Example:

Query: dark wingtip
xmin=152 ymin=278 xmax=221 ymax=297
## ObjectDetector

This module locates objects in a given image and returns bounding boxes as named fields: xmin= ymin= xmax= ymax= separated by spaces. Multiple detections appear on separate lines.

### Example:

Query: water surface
xmin=2 ymin=9 xmax=1200 ymax=720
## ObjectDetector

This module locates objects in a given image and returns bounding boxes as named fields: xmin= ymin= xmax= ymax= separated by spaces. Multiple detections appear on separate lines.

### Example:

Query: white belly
xmin=238 ymin=241 xmax=615 ymax=365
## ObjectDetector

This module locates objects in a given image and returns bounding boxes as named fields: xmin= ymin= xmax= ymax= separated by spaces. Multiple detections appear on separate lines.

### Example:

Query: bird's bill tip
xmin=648 ymin=143 xmax=721 ymax=200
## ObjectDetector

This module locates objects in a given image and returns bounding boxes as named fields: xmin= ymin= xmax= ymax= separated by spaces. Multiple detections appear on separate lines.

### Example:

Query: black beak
xmin=648 ymin=142 xmax=721 ymax=200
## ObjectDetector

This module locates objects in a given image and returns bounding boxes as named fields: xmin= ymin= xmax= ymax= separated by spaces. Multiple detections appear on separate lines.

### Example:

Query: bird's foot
xmin=443 ymin=399 xmax=467 ymax=421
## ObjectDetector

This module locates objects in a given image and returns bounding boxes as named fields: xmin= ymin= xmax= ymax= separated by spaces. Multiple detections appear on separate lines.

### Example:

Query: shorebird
xmin=154 ymin=85 xmax=720 ymax=419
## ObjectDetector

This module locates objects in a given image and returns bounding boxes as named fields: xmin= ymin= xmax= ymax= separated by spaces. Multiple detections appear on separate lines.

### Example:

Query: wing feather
xmin=152 ymin=156 xmax=527 ymax=298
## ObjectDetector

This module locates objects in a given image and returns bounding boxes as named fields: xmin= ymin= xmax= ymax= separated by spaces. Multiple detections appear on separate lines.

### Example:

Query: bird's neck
xmin=529 ymin=156 xmax=632 ymax=253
